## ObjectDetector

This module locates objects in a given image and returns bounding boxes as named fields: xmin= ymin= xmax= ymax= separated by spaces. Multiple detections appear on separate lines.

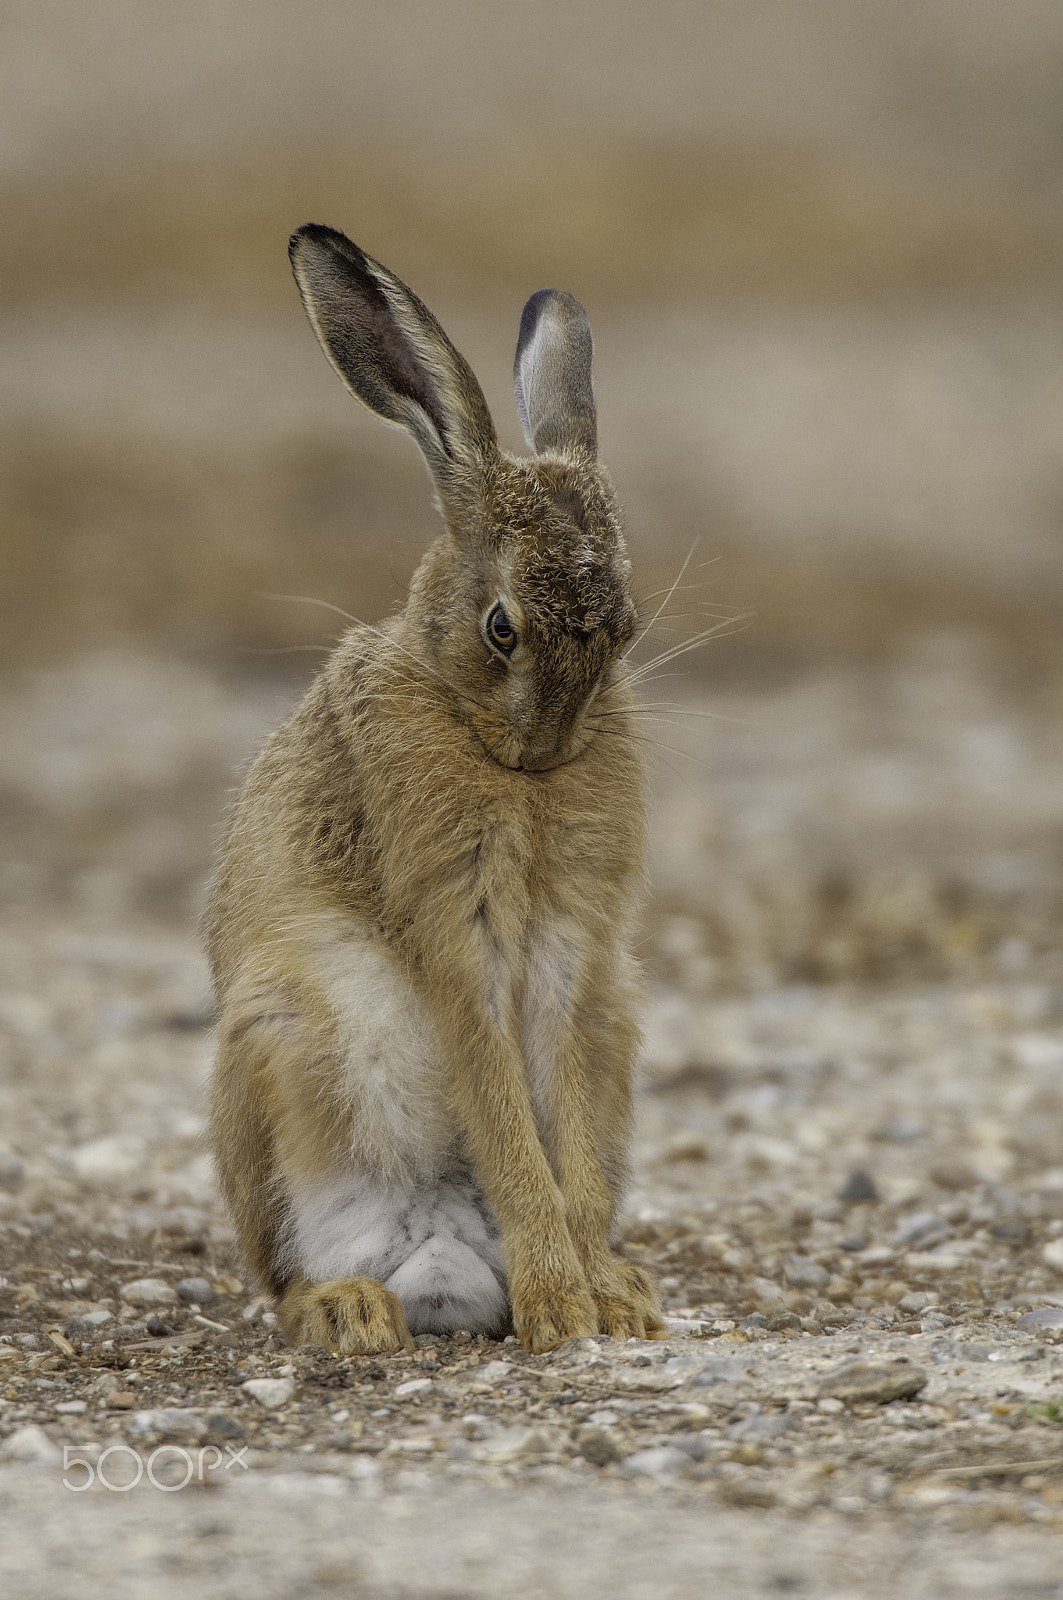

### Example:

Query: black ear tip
xmin=516 ymin=289 xmax=558 ymax=361
xmin=516 ymin=288 xmax=592 ymax=367
xmin=288 ymin=223 xmax=367 ymax=269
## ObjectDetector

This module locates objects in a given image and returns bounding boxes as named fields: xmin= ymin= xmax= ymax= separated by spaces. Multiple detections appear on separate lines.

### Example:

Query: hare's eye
xmin=486 ymin=603 xmax=518 ymax=657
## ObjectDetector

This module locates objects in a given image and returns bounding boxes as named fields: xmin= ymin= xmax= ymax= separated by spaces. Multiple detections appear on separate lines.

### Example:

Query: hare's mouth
xmin=516 ymin=744 xmax=586 ymax=773
xmin=470 ymin=712 xmax=588 ymax=773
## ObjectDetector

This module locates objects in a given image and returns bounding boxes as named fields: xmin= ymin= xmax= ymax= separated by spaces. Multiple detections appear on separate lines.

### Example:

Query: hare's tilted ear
xmin=289 ymin=224 xmax=496 ymax=490
xmin=513 ymin=288 xmax=597 ymax=459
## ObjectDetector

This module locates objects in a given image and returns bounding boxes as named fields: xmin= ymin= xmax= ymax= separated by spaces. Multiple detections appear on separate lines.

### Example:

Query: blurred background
xmin=2 ymin=0 xmax=1062 ymax=989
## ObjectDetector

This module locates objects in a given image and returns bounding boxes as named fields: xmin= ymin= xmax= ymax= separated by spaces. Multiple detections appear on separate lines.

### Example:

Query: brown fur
xmin=206 ymin=226 xmax=663 ymax=1354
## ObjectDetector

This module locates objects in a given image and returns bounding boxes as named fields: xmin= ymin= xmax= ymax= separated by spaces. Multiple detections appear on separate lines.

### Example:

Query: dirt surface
xmin=1 ymin=653 xmax=1062 ymax=1598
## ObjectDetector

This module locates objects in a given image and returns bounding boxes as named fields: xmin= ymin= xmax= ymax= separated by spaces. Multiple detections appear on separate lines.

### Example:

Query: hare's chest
xmin=313 ymin=921 xmax=456 ymax=1179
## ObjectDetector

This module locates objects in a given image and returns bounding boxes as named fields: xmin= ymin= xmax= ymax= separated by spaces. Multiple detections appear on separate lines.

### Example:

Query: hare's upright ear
xmin=513 ymin=289 xmax=597 ymax=459
xmin=289 ymin=224 xmax=497 ymax=493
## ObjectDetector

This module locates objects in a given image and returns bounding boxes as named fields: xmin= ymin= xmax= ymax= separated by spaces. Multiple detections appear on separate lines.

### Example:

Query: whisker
xmin=257 ymin=590 xmax=492 ymax=716
xmin=625 ymin=541 xmax=700 ymax=659
xmin=239 ymin=644 xmax=335 ymax=657
xmin=591 ymin=702 xmax=747 ymax=724
xmin=626 ymin=614 xmax=752 ymax=685
xmin=587 ymin=724 xmax=712 ymax=770
xmin=256 ymin=592 xmax=362 ymax=627
xmin=637 ymin=567 xmax=723 ymax=606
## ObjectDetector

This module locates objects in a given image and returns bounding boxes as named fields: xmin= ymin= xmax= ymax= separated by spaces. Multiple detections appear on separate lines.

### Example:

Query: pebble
xmin=731 ymin=1409 xmax=791 ymax=1442
xmin=817 ymin=1361 xmax=927 ymax=1405
xmin=0 ymin=1152 xmax=25 ymax=1189
xmin=67 ymin=1136 xmax=142 ymax=1183
xmin=65 ymin=1307 xmax=113 ymax=1331
xmin=393 ymin=1378 xmax=434 ymax=1399
xmin=621 ymin=1445 xmax=690 ymax=1481
xmin=614 ymin=1367 xmax=684 ymax=1394
xmin=903 ymin=1251 xmax=964 ymax=1274
xmin=782 ymin=1255 xmax=830 ymax=1290
xmin=205 ymin=1412 xmax=245 ymax=1439
xmin=838 ymin=1169 xmax=879 ymax=1204
xmin=690 ymin=1357 xmax=754 ymax=1387
xmin=119 ymin=1278 xmax=177 ymax=1307
xmin=1016 ymin=1306 xmax=1063 ymax=1331
xmin=897 ymin=1291 xmax=934 ymax=1314
xmin=875 ymin=1115 xmax=923 ymax=1144
xmin=474 ymin=1361 xmax=513 ymax=1385
xmin=176 ymin=1277 xmax=215 ymax=1305
xmin=1043 ymin=1240 xmax=1063 ymax=1276
xmin=893 ymin=1212 xmax=952 ymax=1248
xmin=0 ymin=1425 xmax=60 ymax=1463
xmin=480 ymin=1427 xmax=553 ymax=1462
xmin=577 ymin=1426 xmax=626 ymax=1467
xmin=126 ymin=1408 xmax=208 ymax=1441
xmin=55 ymin=1400 xmax=87 ymax=1414
xmin=750 ymin=1278 xmax=788 ymax=1308
xmin=242 ymin=1377 xmax=296 ymax=1408
xmin=662 ymin=1316 xmax=711 ymax=1337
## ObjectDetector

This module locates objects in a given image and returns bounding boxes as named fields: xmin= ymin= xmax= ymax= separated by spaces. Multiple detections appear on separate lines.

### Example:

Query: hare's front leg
xmin=526 ymin=937 xmax=665 ymax=1341
xmin=427 ymin=995 xmax=597 ymax=1352
xmin=550 ymin=1036 xmax=665 ymax=1340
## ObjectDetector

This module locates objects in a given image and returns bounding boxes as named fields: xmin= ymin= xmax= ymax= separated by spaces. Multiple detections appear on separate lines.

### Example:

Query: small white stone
xmin=474 ymin=1360 xmax=513 ymax=1384
xmin=1043 ymin=1239 xmax=1063 ymax=1277
xmin=480 ymin=1426 xmax=553 ymax=1462
xmin=621 ymin=1445 xmax=689 ymax=1480
xmin=393 ymin=1377 xmax=434 ymax=1398
xmin=1 ymin=1425 xmax=60 ymax=1462
xmin=750 ymin=1277 xmax=788 ymax=1309
xmin=615 ymin=1367 xmax=684 ymax=1393
xmin=241 ymin=1377 xmax=296 ymax=1408
xmin=55 ymin=1400 xmax=87 ymax=1415
xmin=67 ymin=1308 xmax=113 ymax=1328
xmin=119 ymin=1278 xmax=177 ymax=1307
xmin=68 ymin=1137 xmax=143 ymax=1183
xmin=126 ymin=1409 xmax=208 ymax=1440
xmin=663 ymin=1315 xmax=711 ymax=1336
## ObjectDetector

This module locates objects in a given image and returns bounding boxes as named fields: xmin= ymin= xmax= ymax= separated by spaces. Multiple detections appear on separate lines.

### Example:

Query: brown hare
xmin=206 ymin=224 xmax=663 ymax=1355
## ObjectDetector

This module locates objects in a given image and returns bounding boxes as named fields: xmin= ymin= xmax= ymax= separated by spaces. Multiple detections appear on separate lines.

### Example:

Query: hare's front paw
xmin=590 ymin=1258 xmax=666 ymax=1341
xmin=511 ymin=1277 xmax=598 ymax=1354
xmin=277 ymin=1275 xmax=415 ymax=1356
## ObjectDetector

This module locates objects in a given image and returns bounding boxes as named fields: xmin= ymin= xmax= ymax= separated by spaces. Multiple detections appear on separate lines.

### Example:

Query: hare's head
xmin=290 ymin=225 xmax=637 ymax=771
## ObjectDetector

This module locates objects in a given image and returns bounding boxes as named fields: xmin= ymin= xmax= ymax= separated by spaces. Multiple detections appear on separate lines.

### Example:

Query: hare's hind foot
xmin=277 ymin=1274 xmax=415 ymax=1356
xmin=590 ymin=1258 xmax=666 ymax=1341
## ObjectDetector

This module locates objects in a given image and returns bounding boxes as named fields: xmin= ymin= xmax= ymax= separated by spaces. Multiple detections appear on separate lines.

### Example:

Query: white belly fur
xmin=289 ymin=1166 xmax=508 ymax=1334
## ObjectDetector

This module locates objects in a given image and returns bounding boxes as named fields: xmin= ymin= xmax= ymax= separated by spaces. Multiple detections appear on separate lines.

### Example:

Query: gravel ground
xmin=1 ymin=652 xmax=1062 ymax=1597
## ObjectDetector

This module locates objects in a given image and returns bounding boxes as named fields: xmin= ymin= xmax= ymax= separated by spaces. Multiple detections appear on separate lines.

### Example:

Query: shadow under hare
xmin=206 ymin=224 xmax=663 ymax=1355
